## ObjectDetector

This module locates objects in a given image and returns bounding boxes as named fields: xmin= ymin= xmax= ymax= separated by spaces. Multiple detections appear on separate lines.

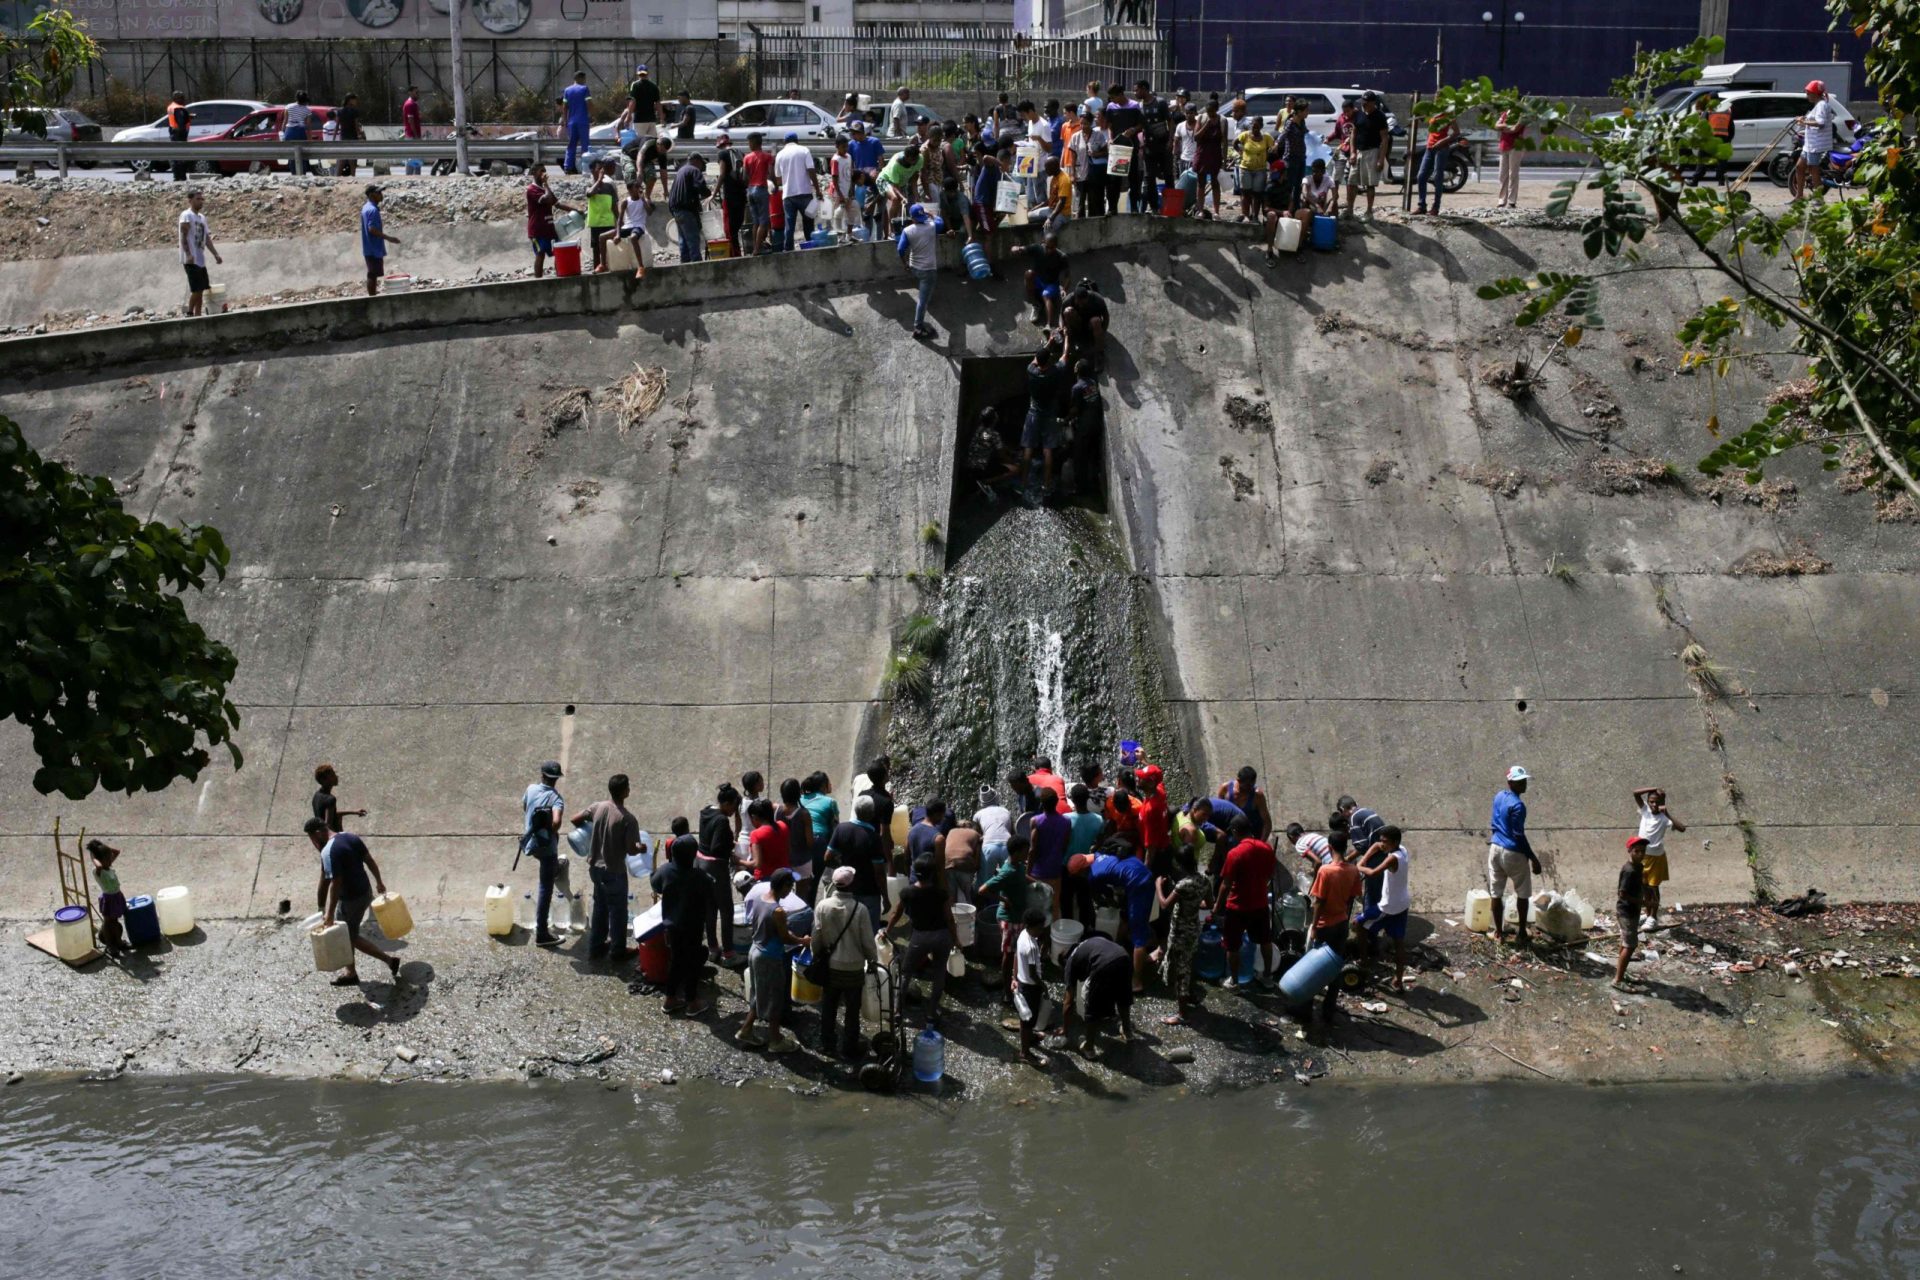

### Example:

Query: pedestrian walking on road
xmin=177 ymin=187 xmax=221 ymax=316
xmin=359 ymin=185 xmax=400 ymax=297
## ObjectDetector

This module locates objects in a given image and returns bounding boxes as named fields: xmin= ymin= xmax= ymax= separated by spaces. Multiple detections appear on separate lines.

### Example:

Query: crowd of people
xmin=287 ymin=750 xmax=1690 ymax=1069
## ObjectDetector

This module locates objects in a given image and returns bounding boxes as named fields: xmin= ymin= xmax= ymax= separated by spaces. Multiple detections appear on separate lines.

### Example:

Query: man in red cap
xmin=1614 ymin=836 xmax=1649 ymax=988
xmin=1794 ymin=79 xmax=1837 ymax=199
xmin=1136 ymin=763 xmax=1170 ymax=855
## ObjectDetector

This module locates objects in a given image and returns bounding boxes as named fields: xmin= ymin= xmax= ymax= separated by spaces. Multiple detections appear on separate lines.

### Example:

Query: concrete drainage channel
xmin=880 ymin=355 xmax=1193 ymax=803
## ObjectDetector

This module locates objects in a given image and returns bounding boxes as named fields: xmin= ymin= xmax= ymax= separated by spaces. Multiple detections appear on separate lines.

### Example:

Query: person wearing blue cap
xmin=625 ymin=64 xmax=662 ymax=138
xmin=775 ymin=131 xmax=817 ymax=251
xmin=897 ymin=202 xmax=940 ymax=339
xmin=520 ymin=760 xmax=566 ymax=946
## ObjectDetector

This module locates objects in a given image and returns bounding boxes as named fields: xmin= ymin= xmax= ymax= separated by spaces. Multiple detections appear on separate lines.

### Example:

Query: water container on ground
xmin=1278 ymin=943 xmax=1345 ymax=1008
xmin=1049 ymin=917 xmax=1084 ymax=964
xmin=207 ymin=282 xmax=229 ymax=313
xmin=485 ymin=884 xmax=514 ymax=936
xmin=155 ymin=886 xmax=194 ymax=936
xmin=552 ymin=240 xmax=583 ymax=277
xmin=946 ymin=948 xmax=966 ymax=979
xmin=963 ymin=240 xmax=991 ymax=280
xmin=912 ymin=1027 xmax=945 ymax=1084
xmin=1311 ymin=214 xmax=1338 ymax=251
xmin=950 ymin=903 xmax=976 ymax=948
xmin=516 ymin=892 xmax=536 ymax=930
xmin=638 ymin=932 xmax=671 ymax=984
xmin=383 ymin=274 xmax=413 ymax=293
xmin=124 ymin=895 xmax=161 ymax=946
xmin=1094 ymin=905 xmax=1121 ymax=939
xmin=1463 ymin=889 xmax=1494 ymax=933
xmin=1274 ymin=217 xmax=1303 ymax=253
xmin=53 ymin=906 xmax=92 ymax=961
xmin=311 ymin=922 xmax=351 ymax=971
xmin=706 ymin=237 xmax=732 ymax=258
xmin=790 ymin=949 xmax=824 ymax=1004
xmin=371 ymin=891 xmax=412 ymax=940
xmin=1277 ymin=892 xmax=1311 ymax=935
xmin=1194 ymin=919 xmax=1228 ymax=981
xmin=886 ymin=874 xmax=909 ymax=906
xmin=1160 ymin=186 xmax=1187 ymax=217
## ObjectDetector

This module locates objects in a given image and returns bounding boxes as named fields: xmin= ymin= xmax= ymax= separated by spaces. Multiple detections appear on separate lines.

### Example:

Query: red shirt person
xmin=1211 ymin=816 xmax=1277 ymax=986
xmin=746 ymin=799 xmax=790 ymax=880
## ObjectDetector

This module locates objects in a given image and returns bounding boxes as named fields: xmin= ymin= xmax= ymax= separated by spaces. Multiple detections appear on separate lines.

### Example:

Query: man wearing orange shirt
xmin=1306 ymin=842 xmax=1364 ymax=1020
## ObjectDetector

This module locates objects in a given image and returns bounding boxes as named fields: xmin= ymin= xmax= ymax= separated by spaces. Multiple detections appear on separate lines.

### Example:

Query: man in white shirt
xmin=1795 ymin=79 xmax=1838 ymax=199
xmin=1020 ymin=100 xmax=1054 ymax=204
xmin=887 ymin=87 xmax=912 ymax=138
xmin=1630 ymin=786 xmax=1686 ymax=928
xmin=177 ymin=188 xmax=222 ymax=316
xmin=896 ymin=202 xmax=941 ymax=340
xmin=774 ymin=132 xmax=816 ymax=252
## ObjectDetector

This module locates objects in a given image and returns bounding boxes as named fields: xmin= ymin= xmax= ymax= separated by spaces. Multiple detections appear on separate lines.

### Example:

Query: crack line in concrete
xmin=398 ymin=343 xmax=452 ymax=531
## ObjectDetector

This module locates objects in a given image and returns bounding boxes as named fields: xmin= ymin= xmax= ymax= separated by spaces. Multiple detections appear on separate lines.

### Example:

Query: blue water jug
xmin=963 ymin=240 xmax=991 ymax=280
xmin=125 ymin=894 xmax=161 ymax=946
xmin=1311 ymin=214 xmax=1338 ymax=252
xmin=1177 ymin=167 xmax=1199 ymax=194
xmin=1194 ymin=919 xmax=1228 ymax=982
xmin=1278 ymin=943 xmax=1345 ymax=1008
xmin=912 ymin=1027 xmax=945 ymax=1083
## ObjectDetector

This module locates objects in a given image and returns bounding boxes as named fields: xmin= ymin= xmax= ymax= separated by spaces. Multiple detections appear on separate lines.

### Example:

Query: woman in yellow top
xmin=1235 ymin=117 xmax=1272 ymax=223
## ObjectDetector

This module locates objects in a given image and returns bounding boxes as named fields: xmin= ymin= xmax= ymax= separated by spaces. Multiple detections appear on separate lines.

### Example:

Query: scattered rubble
xmin=1729 ymin=545 xmax=1832 ymax=577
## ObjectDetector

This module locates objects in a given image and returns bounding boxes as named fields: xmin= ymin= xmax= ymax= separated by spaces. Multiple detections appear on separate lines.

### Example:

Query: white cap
xmin=731 ymin=870 xmax=754 ymax=893
xmin=1506 ymin=765 xmax=1530 ymax=782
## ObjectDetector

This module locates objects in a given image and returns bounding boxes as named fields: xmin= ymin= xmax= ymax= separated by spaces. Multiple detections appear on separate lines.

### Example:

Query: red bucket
xmin=552 ymin=241 xmax=582 ymax=277
xmin=1160 ymin=186 xmax=1186 ymax=217
xmin=638 ymin=931 xmax=671 ymax=984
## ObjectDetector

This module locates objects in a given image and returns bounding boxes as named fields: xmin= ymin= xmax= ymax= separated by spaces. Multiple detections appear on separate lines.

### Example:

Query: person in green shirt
xmin=88 ymin=839 xmax=129 ymax=955
xmin=978 ymin=834 xmax=1045 ymax=995
xmin=584 ymin=157 xmax=619 ymax=272
xmin=878 ymin=144 xmax=924 ymax=227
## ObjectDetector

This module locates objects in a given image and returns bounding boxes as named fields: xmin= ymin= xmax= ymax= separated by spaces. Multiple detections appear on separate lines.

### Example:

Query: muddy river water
xmin=3 ymin=1076 xmax=1916 ymax=1277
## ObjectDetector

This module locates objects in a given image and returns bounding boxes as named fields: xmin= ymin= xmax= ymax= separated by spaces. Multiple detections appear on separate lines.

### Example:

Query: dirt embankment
xmin=3 ymin=173 xmax=528 ymax=265
xmin=3 ymin=901 xmax=1916 ymax=1097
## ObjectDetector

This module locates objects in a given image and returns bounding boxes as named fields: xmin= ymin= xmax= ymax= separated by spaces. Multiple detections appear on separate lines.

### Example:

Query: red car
xmin=190 ymin=106 xmax=338 ymax=174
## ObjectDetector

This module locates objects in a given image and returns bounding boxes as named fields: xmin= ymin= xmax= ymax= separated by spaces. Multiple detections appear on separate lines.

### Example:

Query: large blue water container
xmin=963 ymin=240 xmax=992 ymax=280
xmin=1311 ymin=214 xmax=1338 ymax=252
xmin=1278 ymin=943 xmax=1345 ymax=1008
xmin=1194 ymin=919 xmax=1228 ymax=982
xmin=124 ymin=894 xmax=161 ymax=946
xmin=912 ymin=1027 xmax=945 ymax=1083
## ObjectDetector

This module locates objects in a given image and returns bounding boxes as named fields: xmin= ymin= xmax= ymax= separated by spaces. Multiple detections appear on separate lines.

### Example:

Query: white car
xmin=1239 ymin=86 xmax=1387 ymax=134
xmin=113 ymin=99 xmax=268 ymax=144
xmin=694 ymin=99 xmax=839 ymax=142
xmin=590 ymin=99 xmax=729 ymax=145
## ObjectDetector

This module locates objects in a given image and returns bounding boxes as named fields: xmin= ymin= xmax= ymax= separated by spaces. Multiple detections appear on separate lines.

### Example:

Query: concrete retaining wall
xmin=2 ymin=216 xmax=1915 ymax=924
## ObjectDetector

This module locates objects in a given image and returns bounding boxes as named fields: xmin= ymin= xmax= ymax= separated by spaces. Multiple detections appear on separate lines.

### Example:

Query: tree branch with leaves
xmin=1 ymin=416 xmax=241 ymax=800
xmin=2 ymin=6 xmax=100 ymax=144
xmin=1418 ymin=14 xmax=1920 ymax=503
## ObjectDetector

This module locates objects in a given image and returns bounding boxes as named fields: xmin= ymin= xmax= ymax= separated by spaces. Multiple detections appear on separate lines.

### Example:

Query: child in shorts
xmin=615 ymin=177 xmax=654 ymax=281
xmin=1014 ymin=905 xmax=1050 ymax=1066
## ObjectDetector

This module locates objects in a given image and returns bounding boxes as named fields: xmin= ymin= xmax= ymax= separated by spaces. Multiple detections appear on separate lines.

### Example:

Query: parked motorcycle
xmin=1768 ymin=124 xmax=1872 ymax=190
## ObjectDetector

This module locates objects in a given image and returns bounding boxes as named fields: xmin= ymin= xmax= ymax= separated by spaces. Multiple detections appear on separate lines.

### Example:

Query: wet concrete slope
xmin=1 ymin=218 xmax=1915 ymax=923
xmin=0 ymin=291 xmax=954 ymax=919
xmin=1103 ymin=224 xmax=1920 ymax=912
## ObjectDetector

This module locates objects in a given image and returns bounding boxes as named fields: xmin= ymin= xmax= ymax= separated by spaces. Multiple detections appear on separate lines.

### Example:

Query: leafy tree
xmin=2 ymin=6 xmax=99 ymax=142
xmin=1419 ymin=10 xmax=1920 ymax=503
xmin=1 ymin=416 xmax=241 ymax=800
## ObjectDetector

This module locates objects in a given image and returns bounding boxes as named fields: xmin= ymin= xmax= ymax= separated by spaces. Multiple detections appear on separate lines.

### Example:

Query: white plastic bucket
xmin=950 ymin=902 xmax=976 ymax=947
xmin=206 ymin=282 xmax=229 ymax=313
xmin=384 ymin=274 xmax=413 ymax=294
xmin=1049 ymin=917 xmax=1084 ymax=964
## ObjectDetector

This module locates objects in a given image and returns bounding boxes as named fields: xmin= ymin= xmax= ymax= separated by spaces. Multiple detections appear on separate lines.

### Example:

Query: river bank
xmin=7 ymin=901 xmax=1917 ymax=1095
